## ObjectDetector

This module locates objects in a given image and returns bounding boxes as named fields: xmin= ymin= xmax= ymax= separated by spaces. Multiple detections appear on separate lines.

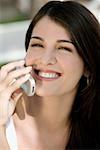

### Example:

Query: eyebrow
xmin=31 ymin=36 xmax=74 ymax=45
xmin=57 ymin=39 xmax=74 ymax=45
xmin=31 ymin=36 xmax=44 ymax=41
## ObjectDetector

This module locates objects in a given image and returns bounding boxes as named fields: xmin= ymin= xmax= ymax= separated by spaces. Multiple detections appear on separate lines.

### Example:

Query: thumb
xmin=8 ymin=92 xmax=23 ymax=117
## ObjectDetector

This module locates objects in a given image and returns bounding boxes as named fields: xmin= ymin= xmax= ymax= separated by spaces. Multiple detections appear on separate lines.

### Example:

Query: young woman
xmin=0 ymin=1 xmax=100 ymax=149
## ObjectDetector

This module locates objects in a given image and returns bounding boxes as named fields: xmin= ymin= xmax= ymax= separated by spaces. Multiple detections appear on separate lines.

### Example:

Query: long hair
xmin=25 ymin=1 xmax=100 ymax=149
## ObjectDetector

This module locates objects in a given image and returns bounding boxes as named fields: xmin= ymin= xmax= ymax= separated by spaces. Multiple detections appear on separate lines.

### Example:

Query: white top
xmin=6 ymin=117 xmax=18 ymax=150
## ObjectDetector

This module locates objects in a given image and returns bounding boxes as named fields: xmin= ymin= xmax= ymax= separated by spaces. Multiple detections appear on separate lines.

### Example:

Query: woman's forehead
xmin=32 ymin=16 xmax=71 ymax=41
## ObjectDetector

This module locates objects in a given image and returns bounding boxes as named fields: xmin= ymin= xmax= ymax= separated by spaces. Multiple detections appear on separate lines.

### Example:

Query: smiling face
xmin=25 ymin=16 xmax=84 ymax=98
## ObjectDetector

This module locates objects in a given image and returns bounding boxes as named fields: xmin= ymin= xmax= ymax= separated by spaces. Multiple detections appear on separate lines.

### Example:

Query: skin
xmin=0 ymin=16 xmax=85 ymax=150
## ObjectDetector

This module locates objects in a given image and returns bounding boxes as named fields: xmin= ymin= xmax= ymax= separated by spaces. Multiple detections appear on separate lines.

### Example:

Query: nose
xmin=37 ymin=51 xmax=57 ymax=66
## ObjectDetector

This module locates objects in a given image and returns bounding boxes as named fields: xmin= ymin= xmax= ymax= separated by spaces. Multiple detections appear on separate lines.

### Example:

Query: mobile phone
xmin=16 ymin=66 xmax=36 ymax=96
xmin=21 ymin=75 xmax=36 ymax=96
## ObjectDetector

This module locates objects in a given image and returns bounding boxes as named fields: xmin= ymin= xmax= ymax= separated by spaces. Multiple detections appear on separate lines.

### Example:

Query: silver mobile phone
xmin=21 ymin=75 xmax=36 ymax=96
xmin=16 ymin=66 xmax=36 ymax=96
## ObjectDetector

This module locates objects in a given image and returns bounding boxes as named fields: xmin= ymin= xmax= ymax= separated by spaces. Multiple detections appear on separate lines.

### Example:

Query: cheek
xmin=25 ymin=52 xmax=33 ymax=65
xmin=59 ymin=57 xmax=84 ymax=94
xmin=25 ymin=51 xmax=38 ymax=65
xmin=59 ymin=56 xmax=84 ymax=81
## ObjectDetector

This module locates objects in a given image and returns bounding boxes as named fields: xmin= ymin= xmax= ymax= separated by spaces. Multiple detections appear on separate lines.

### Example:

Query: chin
xmin=35 ymin=89 xmax=55 ymax=97
xmin=36 ymin=91 xmax=51 ymax=97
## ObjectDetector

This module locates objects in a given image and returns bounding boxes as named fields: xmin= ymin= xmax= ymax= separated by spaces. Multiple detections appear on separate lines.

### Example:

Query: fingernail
xmin=27 ymin=66 xmax=32 ymax=70
xmin=19 ymin=60 xmax=25 ymax=64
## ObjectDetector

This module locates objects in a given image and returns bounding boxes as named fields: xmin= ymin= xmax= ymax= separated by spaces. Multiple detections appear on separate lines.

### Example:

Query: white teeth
xmin=38 ymin=71 xmax=59 ymax=78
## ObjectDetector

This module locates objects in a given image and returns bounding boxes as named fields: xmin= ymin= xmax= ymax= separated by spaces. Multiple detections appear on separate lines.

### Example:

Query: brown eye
xmin=30 ymin=43 xmax=43 ymax=48
xmin=58 ymin=46 xmax=72 ymax=52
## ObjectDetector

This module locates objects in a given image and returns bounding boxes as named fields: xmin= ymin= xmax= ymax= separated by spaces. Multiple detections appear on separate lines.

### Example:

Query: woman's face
xmin=25 ymin=16 xmax=85 ymax=97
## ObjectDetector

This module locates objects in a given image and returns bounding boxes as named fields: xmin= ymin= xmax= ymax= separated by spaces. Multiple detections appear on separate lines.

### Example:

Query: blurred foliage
xmin=0 ymin=63 xmax=6 ymax=68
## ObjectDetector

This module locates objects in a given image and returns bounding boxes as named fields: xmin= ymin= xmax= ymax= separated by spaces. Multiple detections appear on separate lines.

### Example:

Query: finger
xmin=11 ymin=92 xmax=23 ymax=106
xmin=0 ymin=88 xmax=22 ymax=123
xmin=8 ymin=92 xmax=22 ymax=118
xmin=8 ymin=93 xmax=23 ymax=117
xmin=3 ymin=66 xmax=32 ymax=87
xmin=0 ymin=60 xmax=25 ymax=81
xmin=7 ymin=74 xmax=31 ymax=96
xmin=0 ymin=79 xmax=17 ymax=92
xmin=8 ymin=99 xmax=16 ymax=118
xmin=0 ymin=73 xmax=31 ymax=109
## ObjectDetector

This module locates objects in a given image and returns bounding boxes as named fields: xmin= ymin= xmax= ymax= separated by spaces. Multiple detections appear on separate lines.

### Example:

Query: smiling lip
xmin=32 ymin=69 xmax=62 ymax=81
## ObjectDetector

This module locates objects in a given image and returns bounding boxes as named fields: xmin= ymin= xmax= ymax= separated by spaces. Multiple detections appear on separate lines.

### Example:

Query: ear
xmin=83 ymin=67 xmax=90 ymax=78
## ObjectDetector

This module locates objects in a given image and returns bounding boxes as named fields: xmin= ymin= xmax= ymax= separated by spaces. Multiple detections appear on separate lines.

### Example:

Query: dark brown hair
xmin=25 ymin=1 xmax=100 ymax=149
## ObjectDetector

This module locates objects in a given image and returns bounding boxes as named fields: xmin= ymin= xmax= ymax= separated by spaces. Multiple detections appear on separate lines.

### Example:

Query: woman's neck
xmin=13 ymin=93 xmax=76 ymax=149
xmin=14 ymin=92 xmax=75 ymax=132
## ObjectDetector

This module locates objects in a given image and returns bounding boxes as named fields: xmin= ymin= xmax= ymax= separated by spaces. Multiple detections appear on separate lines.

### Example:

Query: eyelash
xmin=30 ymin=44 xmax=72 ymax=52
xmin=58 ymin=47 xmax=72 ymax=52
xmin=30 ymin=44 xmax=43 ymax=48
